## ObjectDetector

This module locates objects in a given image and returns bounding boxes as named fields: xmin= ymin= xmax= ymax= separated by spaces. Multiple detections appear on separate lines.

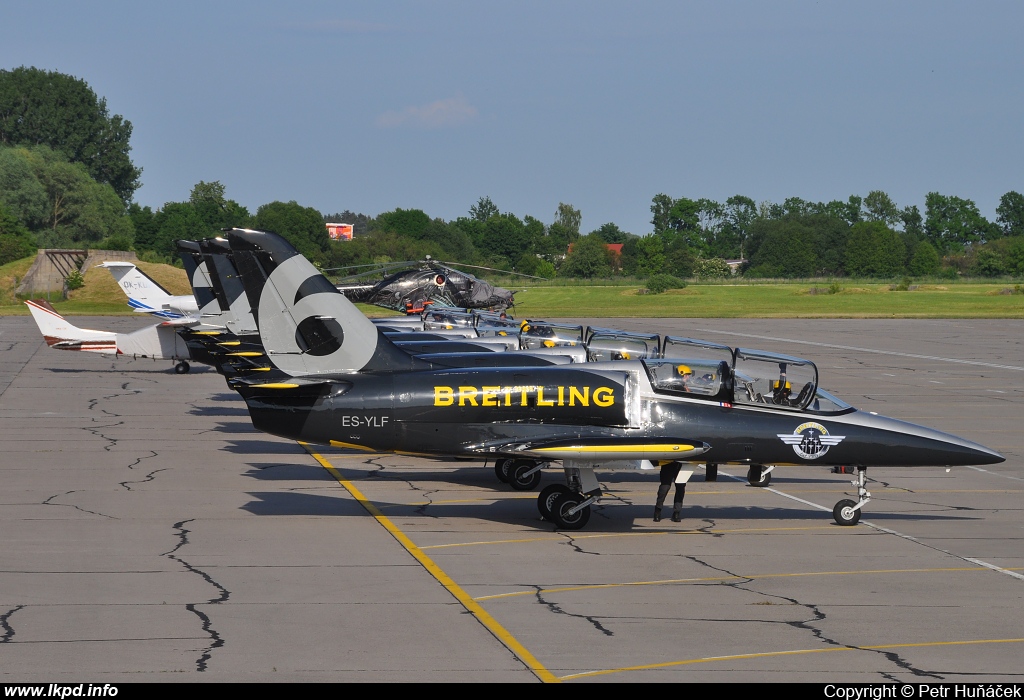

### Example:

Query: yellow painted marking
xmin=421 ymin=525 xmax=834 ymax=551
xmin=228 ymin=351 xmax=264 ymax=357
xmin=534 ymin=444 xmax=695 ymax=454
xmin=474 ymin=565 xmax=1017 ymax=601
xmin=560 ymin=638 xmax=1024 ymax=680
xmin=193 ymin=331 xmax=222 ymax=335
xmin=256 ymin=383 xmax=300 ymax=389
xmin=217 ymin=341 xmax=241 ymax=346
xmin=307 ymin=449 xmax=558 ymax=683
xmin=328 ymin=440 xmax=377 ymax=452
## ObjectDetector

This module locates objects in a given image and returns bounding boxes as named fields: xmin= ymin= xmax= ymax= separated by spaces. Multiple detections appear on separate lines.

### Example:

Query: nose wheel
xmin=832 ymin=466 xmax=870 ymax=526
xmin=174 ymin=361 xmax=190 ymax=374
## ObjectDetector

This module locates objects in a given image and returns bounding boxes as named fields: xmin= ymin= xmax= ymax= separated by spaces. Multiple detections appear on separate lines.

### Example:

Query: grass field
xmin=1 ymin=255 xmax=1022 ymax=318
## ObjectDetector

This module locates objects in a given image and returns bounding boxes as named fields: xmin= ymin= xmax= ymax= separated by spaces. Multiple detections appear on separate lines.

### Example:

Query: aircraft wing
xmin=476 ymin=436 xmax=712 ymax=462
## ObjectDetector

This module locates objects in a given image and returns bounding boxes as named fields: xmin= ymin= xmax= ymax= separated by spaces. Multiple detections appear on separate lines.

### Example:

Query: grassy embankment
xmin=1 ymin=255 xmax=1022 ymax=318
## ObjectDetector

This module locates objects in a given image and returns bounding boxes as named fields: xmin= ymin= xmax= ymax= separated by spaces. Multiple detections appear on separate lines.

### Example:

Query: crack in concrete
xmin=0 ymin=605 xmax=25 ymax=643
xmin=530 ymin=584 xmax=614 ymax=637
xmin=120 ymin=468 xmax=168 ymax=492
xmin=683 ymin=554 xmax=943 ymax=679
xmin=42 ymin=491 xmax=116 ymax=519
xmin=162 ymin=519 xmax=229 ymax=672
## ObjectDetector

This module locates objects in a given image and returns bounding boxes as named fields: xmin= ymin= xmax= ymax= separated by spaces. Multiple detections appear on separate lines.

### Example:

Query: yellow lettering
xmin=557 ymin=386 xmax=565 ymax=406
xmin=481 ymin=386 xmax=500 ymax=407
xmin=434 ymin=386 xmax=454 ymax=406
xmin=520 ymin=386 xmax=530 ymax=406
xmin=503 ymin=386 xmax=512 ymax=406
xmin=569 ymin=386 xmax=589 ymax=406
xmin=458 ymin=386 xmax=479 ymax=406
xmin=537 ymin=386 xmax=554 ymax=407
xmin=593 ymin=386 xmax=614 ymax=407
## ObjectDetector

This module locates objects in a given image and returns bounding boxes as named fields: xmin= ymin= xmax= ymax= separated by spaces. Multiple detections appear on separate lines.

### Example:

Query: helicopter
xmin=328 ymin=257 xmax=538 ymax=314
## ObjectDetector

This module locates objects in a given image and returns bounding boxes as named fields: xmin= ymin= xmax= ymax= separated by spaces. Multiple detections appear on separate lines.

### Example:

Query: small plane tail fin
xmin=226 ymin=228 xmax=428 ymax=376
xmin=25 ymin=300 xmax=118 ymax=353
xmin=98 ymin=262 xmax=175 ymax=311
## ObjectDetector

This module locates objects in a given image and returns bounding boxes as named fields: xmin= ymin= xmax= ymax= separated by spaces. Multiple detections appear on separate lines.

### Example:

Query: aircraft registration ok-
xmin=223 ymin=228 xmax=1005 ymax=531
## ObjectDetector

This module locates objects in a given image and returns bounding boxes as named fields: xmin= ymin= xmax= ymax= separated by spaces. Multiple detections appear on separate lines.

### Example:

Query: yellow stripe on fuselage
xmin=534 ymin=444 xmax=695 ymax=454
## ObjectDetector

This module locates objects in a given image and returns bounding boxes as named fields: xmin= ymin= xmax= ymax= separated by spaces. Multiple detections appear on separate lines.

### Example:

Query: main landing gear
xmin=747 ymin=464 xmax=773 ymax=487
xmin=174 ymin=361 xmax=190 ymax=374
xmin=494 ymin=458 xmax=544 ymax=491
xmin=536 ymin=463 xmax=601 ymax=530
xmin=833 ymin=466 xmax=870 ymax=526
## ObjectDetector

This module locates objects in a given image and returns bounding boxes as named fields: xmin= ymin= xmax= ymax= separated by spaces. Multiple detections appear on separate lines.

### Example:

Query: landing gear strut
xmin=537 ymin=462 xmax=600 ymax=530
xmin=833 ymin=466 xmax=869 ymax=526
xmin=747 ymin=464 xmax=773 ymax=487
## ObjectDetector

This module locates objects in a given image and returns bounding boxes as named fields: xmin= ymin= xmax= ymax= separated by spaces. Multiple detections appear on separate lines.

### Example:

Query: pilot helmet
xmin=543 ymin=340 xmax=556 ymax=348
xmin=772 ymin=380 xmax=792 ymax=391
xmin=677 ymin=364 xmax=693 ymax=377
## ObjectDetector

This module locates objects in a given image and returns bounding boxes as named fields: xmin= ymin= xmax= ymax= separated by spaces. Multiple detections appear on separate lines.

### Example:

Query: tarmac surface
xmin=0 ymin=315 xmax=1021 ymax=683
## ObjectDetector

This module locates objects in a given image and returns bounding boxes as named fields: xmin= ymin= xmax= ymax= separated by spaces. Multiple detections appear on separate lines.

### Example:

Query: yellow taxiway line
xmin=474 ymin=565 xmax=1023 ymax=601
xmin=306 ymin=447 xmax=559 ymax=684
xmin=561 ymin=637 xmax=1024 ymax=680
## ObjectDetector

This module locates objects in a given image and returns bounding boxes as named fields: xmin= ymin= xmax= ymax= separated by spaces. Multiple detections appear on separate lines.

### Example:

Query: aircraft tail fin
xmin=25 ymin=300 xmax=119 ymax=353
xmin=226 ymin=228 xmax=428 ymax=376
xmin=98 ymin=262 xmax=175 ymax=312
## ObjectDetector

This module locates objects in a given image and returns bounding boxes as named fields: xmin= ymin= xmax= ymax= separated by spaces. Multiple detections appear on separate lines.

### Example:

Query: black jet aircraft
xmin=225 ymin=229 xmax=1005 ymax=531
xmin=332 ymin=259 xmax=520 ymax=314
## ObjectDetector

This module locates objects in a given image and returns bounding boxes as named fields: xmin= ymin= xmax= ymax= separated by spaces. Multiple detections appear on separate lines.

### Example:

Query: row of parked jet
xmin=25 ymin=229 xmax=1005 ymax=530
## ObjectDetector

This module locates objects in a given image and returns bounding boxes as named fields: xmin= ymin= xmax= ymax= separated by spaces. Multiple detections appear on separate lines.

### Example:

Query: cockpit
xmin=642 ymin=337 xmax=853 ymax=414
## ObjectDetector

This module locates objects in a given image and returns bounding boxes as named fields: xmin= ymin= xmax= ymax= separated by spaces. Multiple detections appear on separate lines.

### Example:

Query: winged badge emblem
xmin=778 ymin=422 xmax=845 ymax=460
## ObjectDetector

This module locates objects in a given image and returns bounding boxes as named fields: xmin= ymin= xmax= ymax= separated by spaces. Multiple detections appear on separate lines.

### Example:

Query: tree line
xmin=2 ymin=65 xmax=1023 ymax=280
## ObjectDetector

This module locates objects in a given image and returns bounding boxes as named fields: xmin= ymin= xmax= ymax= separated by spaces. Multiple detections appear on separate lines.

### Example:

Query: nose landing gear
xmin=833 ymin=466 xmax=870 ymax=526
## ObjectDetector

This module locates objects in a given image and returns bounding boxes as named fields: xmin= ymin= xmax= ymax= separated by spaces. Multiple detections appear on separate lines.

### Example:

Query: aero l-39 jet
xmin=224 ymin=229 xmax=1004 ymax=531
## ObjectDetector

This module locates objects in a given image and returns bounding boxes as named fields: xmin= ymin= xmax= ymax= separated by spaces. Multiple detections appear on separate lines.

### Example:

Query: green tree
xmin=591 ymin=222 xmax=629 ymax=244
xmin=0 ymin=202 xmax=36 ymax=265
xmin=560 ymin=233 xmax=612 ymax=278
xmin=469 ymin=196 xmax=499 ymax=222
xmin=723 ymin=195 xmax=757 ymax=260
xmin=633 ymin=234 xmax=666 ymax=277
xmin=373 ymin=208 xmax=431 ymax=240
xmin=908 ymin=240 xmax=940 ymax=276
xmin=650 ymin=193 xmax=674 ymax=233
xmin=970 ymin=246 xmax=1006 ymax=277
xmin=845 ymin=221 xmax=905 ymax=277
xmin=482 ymin=213 xmax=530 ymax=264
xmin=1004 ymin=237 xmax=1024 ymax=275
xmin=747 ymin=219 xmax=816 ymax=277
xmin=0 ymin=67 xmax=141 ymax=203
xmin=924 ymin=192 xmax=992 ymax=251
xmin=189 ymin=180 xmax=250 ymax=231
xmin=554 ymin=202 xmax=581 ymax=242
xmin=254 ymin=201 xmax=328 ymax=260
xmin=0 ymin=145 xmax=49 ymax=229
xmin=0 ymin=144 xmax=133 ymax=247
xmin=862 ymin=190 xmax=900 ymax=227
xmin=996 ymin=191 xmax=1024 ymax=237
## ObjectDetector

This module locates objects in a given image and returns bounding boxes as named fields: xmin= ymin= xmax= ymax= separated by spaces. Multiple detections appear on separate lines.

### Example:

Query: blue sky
xmin=4 ymin=1 xmax=1022 ymax=235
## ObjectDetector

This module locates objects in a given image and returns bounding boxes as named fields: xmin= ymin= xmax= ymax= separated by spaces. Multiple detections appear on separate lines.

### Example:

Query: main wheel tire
xmin=494 ymin=459 xmax=512 ymax=483
xmin=551 ymin=493 xmax=591 ymax=530
xmin=174 ymin=361 xmax=190 ymax=374
xmin=705 ymin=463 xmax=718 ymax=482
xmin=833 ymin=499 xmax=861 ymax=526
xmin=509 ymin=460 xmax=543 ymax=491
xmin=537 ymin=484 xmax=571 ymax=521
xmin=747 ymin=464 xmax=771 ymax=487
